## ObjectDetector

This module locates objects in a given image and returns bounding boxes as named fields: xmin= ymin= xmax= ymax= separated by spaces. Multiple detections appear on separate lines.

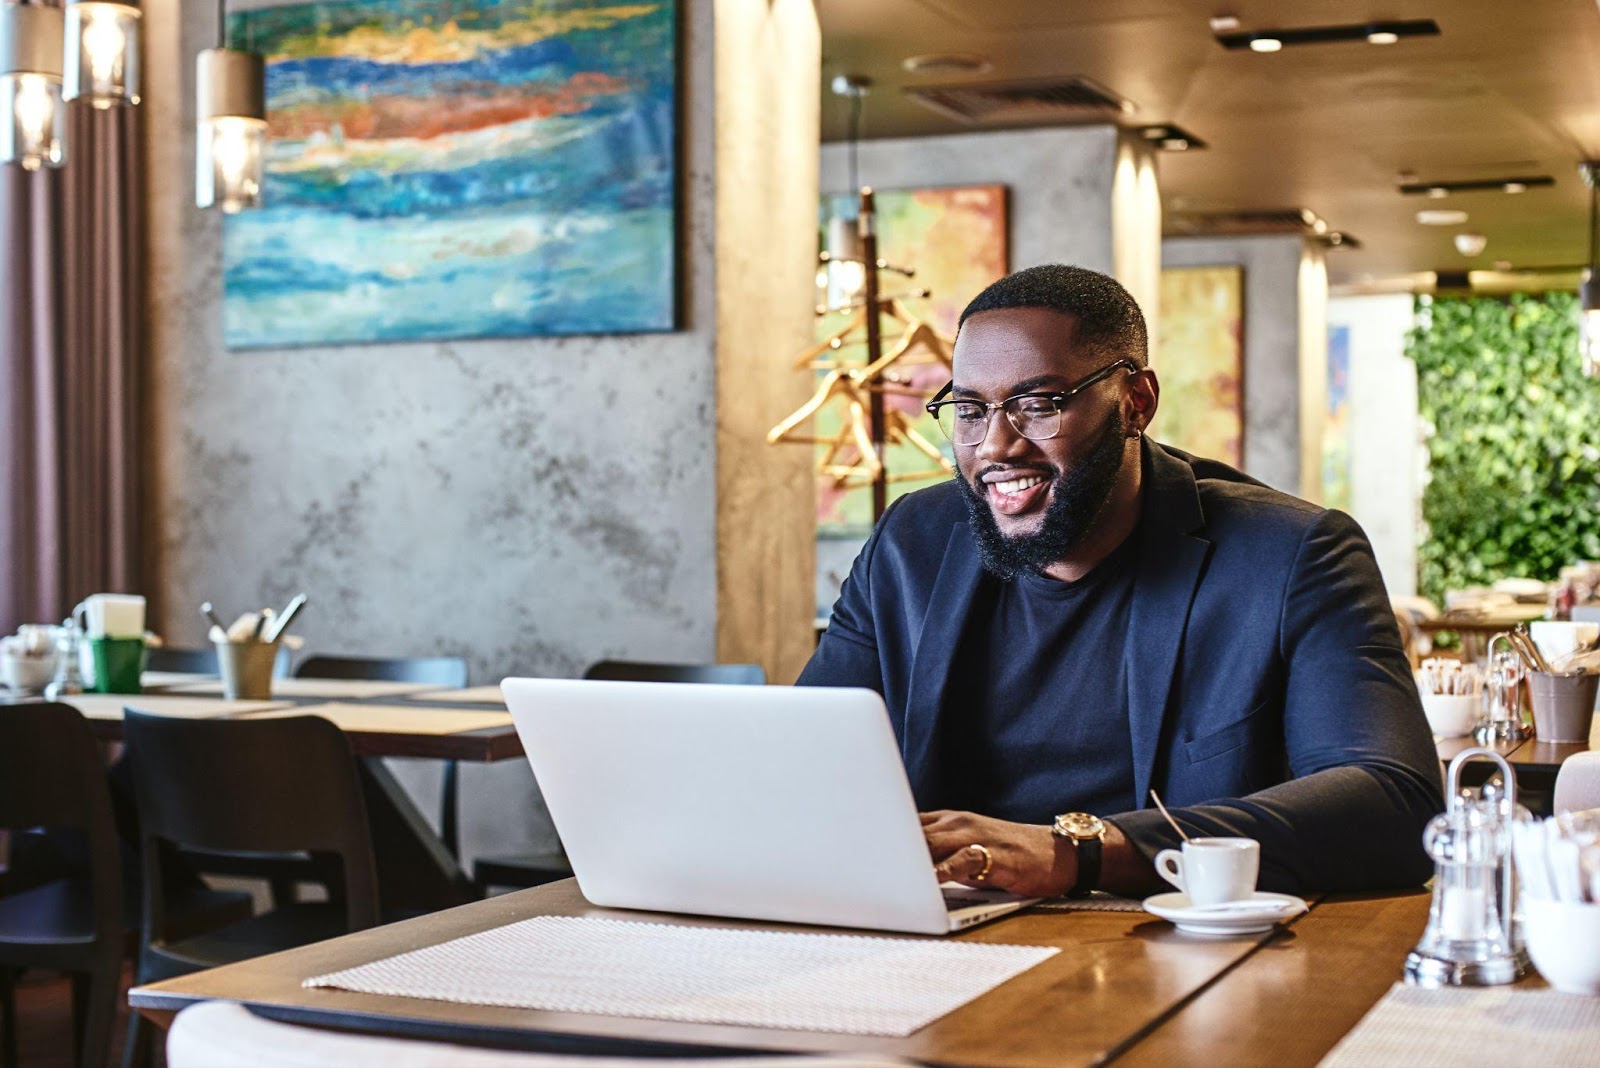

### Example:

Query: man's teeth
xmin=992 ymin=475 xmax=1045 ymax=496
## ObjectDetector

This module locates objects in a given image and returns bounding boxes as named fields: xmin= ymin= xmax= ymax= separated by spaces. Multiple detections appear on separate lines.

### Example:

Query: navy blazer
xmin=798 ymin=440 xmax=1444 ymax=893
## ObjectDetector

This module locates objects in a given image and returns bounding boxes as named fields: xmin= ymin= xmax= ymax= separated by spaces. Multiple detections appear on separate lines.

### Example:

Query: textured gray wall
xmin=142 ymin=0 xmax=719 ymax=863
xmin=1160 ymin=234 xmax=1306 ymax=494
xmin=820 ymin=126 xmax=1119 ymax=274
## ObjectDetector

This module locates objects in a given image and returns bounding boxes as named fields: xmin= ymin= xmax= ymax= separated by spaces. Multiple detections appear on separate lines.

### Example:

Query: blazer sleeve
xmin=1111 ymin=510 xmax=1445 ymax=893
xmin=793 ymin=499 xmax=904 ymax=692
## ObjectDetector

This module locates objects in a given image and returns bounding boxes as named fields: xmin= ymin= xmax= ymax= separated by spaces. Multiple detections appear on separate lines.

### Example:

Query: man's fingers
xmin=933 ymin=843 xmax=988 ymax=884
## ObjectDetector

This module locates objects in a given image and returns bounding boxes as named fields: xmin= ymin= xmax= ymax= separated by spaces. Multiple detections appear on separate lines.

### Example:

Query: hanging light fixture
xmin=0 ymin=1 xmax=66 ymax=170
xmin=1580 ymin=162 xmax=1600 ymax=378
xmin=195 ymin=30 xmax=264 ymax=212
xmin=63 ymin=0 xmax=140 ymax=108
xmin=818 ymin=74 xmax=870 ymax=304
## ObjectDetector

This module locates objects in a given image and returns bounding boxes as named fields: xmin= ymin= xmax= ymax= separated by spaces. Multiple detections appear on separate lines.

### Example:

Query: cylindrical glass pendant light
xmin=63 ymin=0 xmax=140 ymax=108
xmin=0 ymin=2 xmax=66 ymax=169
xmin=195 ymin=47 xmax=263 ymax=212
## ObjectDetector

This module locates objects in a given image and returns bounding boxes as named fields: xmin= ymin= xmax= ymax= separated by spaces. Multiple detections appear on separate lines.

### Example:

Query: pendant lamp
xmin=195 ymin=46 xmax=263 ymax=211
xmin=1580 ymin=163 xmax=1600 ymax=378
xmin=63 ymin=0 xmax=140 ymax=108
xmin=0 ymin=1 xmax=66 ymax=169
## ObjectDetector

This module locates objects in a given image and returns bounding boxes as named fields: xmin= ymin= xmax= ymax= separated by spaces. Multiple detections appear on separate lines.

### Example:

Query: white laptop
xmin=501 ymin=677 xmax=1039 ymax=936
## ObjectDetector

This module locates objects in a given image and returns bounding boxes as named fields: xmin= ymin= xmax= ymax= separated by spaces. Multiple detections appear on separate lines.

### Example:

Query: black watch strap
xmin=1067 ymin=835 xmax=1102 ymax=898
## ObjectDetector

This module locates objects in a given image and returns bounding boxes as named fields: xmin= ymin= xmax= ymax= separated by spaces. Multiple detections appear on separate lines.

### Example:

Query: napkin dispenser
xmin=1404 ymin=748 xmax=1528 ymax=987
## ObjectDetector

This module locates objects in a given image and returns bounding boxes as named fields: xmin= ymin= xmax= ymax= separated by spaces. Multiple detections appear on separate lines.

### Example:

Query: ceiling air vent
xmin=1168 ymin=209 xmax=1322 ymax=236
xmin=904 ymin=77 xmax=1133 ymax=125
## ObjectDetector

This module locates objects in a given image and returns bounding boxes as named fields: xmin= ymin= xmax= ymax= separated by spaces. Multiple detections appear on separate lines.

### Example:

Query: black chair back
xmin=146 ymin=644 xmax=292 ymax=677
xmin=0 ymin=702 xmax=122 ymax=950
xmin=295 ymin=654 xmax=467 ymax=688
xmin=123 ymin=711 xmax=380 ymax=950
xmin=583 ymin=660 xmax=766 ymax=686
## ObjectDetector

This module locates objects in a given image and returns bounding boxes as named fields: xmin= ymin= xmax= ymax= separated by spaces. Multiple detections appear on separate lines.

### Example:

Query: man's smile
xmin=980 ymin=468 xmax=1054 ymax=517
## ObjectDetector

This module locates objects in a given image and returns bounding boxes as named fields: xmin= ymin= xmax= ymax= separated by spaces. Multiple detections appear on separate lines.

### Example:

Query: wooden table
xmin=1416 ymin=607 xmax=1545 ymax=660
xmin=129 ymin=881 xmax=1435 ymax=1067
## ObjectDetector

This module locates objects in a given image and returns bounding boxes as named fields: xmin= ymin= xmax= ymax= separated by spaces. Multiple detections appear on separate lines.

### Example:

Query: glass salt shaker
xmin=1477 ymin=634 xmax=1530 ymax=744
xmin=1404 ymin=748 xmax=1527 ymax=987
xmin=44 ymin=616 xmax=84 ymax=699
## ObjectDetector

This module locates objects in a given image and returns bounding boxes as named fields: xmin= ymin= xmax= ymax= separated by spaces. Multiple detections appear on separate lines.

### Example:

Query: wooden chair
xmin=121 ymin=711 xmax=380 ymax=1066
xmin=0 ymin=702 xmax=123 ymax=1068
xmin=472 ymin=661 xmax=766 ymax=894
xmin=295 ymin=654 xmax=470 ymax=856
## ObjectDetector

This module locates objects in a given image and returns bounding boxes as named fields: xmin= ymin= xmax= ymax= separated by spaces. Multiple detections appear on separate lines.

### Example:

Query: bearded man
xmin=798 ymin=264 xmax=1442 ymax=898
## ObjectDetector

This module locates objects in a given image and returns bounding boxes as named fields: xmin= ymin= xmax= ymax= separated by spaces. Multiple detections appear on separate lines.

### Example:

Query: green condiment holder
xmin=88 ymin=636 xmax=146 ymax=694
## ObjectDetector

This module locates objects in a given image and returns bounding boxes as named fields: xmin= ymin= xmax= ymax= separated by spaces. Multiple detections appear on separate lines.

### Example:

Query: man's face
xmin=949 ymin=307 xmax=1134 ymax=577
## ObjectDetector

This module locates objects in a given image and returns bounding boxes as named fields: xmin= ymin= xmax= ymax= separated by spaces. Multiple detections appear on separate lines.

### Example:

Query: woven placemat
xmin=1319 ymin=983 xmax=1600 ymax=1066
xmin=306 ymin=915 xmax=1057 ymax=1037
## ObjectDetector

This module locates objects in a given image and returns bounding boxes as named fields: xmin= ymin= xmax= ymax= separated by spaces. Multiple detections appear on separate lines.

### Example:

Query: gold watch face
xmin=1054 ymin=812 xmax=1106 ymax=840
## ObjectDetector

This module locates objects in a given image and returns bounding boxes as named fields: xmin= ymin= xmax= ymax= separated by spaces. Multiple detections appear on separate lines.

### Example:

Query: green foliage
xmin=1410 ymin=291 xmax=1600 ymax=603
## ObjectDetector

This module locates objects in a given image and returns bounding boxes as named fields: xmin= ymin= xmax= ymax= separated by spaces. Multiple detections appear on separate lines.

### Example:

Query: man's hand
xmin=921 ymin=810 xmax=1075 ymax=897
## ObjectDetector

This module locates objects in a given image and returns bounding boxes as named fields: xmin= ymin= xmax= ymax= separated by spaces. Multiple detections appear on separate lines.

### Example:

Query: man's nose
xmin=974 ymin=409 xmax=1030 ymax=463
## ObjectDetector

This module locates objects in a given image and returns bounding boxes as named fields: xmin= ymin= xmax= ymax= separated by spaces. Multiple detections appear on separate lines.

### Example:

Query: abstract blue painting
xmin=224 ymin=0 xmax=676 ymax=348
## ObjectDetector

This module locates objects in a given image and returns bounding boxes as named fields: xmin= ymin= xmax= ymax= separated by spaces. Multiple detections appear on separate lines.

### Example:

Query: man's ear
xmin=1125 ymin=368 xmax=1159 ymax=436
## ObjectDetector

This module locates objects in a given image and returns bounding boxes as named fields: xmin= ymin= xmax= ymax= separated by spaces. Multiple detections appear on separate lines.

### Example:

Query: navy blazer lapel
xmin=902 ymin=521 xmax=986 ymax=808
xmin=1126 ymin=441 xmax=1213 ymax=806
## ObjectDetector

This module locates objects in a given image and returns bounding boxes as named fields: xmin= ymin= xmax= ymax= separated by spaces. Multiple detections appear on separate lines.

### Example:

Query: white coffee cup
xmin=1154 ymin=837 xmax=1260 ymax=906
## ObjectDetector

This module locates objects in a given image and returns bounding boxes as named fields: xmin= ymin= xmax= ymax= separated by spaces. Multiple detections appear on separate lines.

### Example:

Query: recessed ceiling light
xmin=1493 ymin=259 xmax=1513 ymax=271
xmin=900 ymin=53 xmax=992 ymax=76
xmin=1417 ymin=209 xmax=1469 ymax=225
xmin=1454 ymin=232 xmax=1488 ymax=257
xmin=1209 ymin=15 xmax=1241 ymax=33
xmin=1399 ymin=175 xmax=1553 ymax=196
xmin=1139 ymin=124 xmax=1207 ymax=151
xmin=1217 ymin=19 xmax=1440 ymax=50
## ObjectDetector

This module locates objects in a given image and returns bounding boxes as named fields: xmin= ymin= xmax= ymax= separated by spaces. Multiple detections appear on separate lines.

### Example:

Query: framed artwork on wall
xmin=1156 ymin=265 xmax=1244 ymax=467
xmin=1323 ymin=323 xmax=1352 ymax=510
xmin=813 ymin=183 xmax=1009 ymax=536
xmin=224 ymin=0 xmax=677 ymax=349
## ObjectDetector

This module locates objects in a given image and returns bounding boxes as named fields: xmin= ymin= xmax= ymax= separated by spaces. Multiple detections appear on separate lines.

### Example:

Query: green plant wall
xmin=1410 ymin=291 xmax=1600 ymax=603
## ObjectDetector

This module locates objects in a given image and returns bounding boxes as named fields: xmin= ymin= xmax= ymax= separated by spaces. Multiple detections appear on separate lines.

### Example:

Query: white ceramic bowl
xmin=1420 ymin=692 xmax=1479 ymax=738
xmin=1524 ymin=897 xmax=1600 ymax=995
xmin=0 ymin=652 xmax=56 ymax=692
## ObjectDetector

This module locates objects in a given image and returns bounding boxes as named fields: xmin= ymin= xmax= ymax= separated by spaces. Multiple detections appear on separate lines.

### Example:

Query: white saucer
xmin=1142 ymin=891 xmax=1308 ymax=935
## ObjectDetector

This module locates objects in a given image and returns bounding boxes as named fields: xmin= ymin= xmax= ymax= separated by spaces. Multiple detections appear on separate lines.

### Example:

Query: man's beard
xmin=956 ymin=407 xmax=1129 ymax=580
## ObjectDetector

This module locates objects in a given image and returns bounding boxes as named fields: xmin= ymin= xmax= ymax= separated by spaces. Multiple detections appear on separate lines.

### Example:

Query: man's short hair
xmin=958 ymin=264 xmax=1149 ymax=367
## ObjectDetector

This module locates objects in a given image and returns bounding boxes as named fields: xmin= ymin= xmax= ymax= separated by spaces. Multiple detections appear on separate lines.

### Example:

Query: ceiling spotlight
xmin=1493 ymin=260 xmax=1512 ymax=271
xmin=1417 ymin=209 xmax=1469 ymax=225
xmin=900 ymin=53 xmax=991 ymax=76
xmin=1426 ymin=187 xmax=1449 ymax=199
xmin=1454 ymin=232 xmax=1488 ymax=257
xmin=830 ymin=74 xmax=871 ymax=99
xmin=1400 ymin=175 xmax=1553 ymax=196
xmin=1249 ymin=36 xmax=1283 ymax=52
xmin=1209 ymin=15 xmax=1241 ymax=33
xmin=1139 ymin=124 xmax=1207 ymax=151
xmin=1217 ymin=19 xmax=1439 ymax=50
xmin=1327 ymin=232 xmax=1344 ymax=245
xmin=1503 ymin=181 xmax=1527 ymax=194
xmin=1367 ymin=30 xmax=1399 ymax=45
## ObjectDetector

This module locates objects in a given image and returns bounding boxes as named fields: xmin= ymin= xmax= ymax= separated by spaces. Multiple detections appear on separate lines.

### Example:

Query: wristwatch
xmin=1052 ymin=812 xmax=1107 ymax=898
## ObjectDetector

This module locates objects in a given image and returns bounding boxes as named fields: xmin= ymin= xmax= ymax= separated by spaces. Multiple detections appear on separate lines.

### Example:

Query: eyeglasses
xmin=925 ymin=360 xmax=1139 ymax=446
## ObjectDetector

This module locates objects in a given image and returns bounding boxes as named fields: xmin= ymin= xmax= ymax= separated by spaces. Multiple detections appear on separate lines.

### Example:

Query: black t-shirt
xmin=944 ymin=533 xmax=1140 ymax=823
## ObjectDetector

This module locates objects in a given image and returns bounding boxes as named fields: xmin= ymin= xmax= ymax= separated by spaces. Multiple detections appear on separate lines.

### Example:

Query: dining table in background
xmin=49 ymin=678 xmax=525 ymax=912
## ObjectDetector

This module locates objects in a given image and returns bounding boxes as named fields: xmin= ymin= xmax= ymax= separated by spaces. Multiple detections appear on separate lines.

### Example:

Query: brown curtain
xmin=0 ymin=91 xmax=144 ymax=634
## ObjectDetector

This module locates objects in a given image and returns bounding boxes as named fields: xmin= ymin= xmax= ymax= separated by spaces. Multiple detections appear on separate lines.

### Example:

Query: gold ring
xmin=969 ymin=843 xmax=993 ymax=882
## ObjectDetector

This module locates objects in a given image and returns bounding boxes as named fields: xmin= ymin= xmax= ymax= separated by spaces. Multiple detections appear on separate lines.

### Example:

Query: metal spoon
xmin=264 ymin=593 xmax=307 ymax=644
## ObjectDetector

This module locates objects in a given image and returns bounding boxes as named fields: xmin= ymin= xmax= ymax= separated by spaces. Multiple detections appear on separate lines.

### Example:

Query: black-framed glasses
xmin=925 ymin=360 xmax=1139 ymax=446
